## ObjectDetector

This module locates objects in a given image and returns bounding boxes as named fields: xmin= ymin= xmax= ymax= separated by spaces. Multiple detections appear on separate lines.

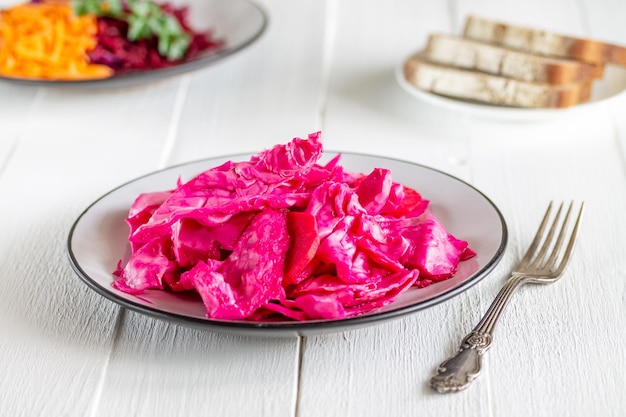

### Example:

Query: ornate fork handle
xmin=430 ymin=202 xmax=583 ymax=393
xmin=430 ymin=275 xmax=525 ymax=393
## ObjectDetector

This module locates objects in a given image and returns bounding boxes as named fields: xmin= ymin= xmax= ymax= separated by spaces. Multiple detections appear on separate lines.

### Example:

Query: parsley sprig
xmin=73 ymin=0 xmax=191 ymax=61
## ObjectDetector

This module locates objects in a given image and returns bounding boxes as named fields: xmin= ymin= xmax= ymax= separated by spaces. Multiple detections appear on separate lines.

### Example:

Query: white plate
xmin=0 ymin=0 xmax=267 ymax=88
xmin=67 ymin=152 xmax=507 ymax=337
xmin=396 ymin=54 xmax=626 ymax=122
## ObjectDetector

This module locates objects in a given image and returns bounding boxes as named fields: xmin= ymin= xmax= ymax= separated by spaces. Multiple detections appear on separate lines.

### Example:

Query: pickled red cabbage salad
xmin=113 ymin=133 xmax=476 ymax=321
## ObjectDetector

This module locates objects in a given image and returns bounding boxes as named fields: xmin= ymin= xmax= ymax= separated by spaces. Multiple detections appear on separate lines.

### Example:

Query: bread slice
xmin=424 ymin=34 xmax=603 ymax=84
xmin=463 ymin=15 xmax=626 ymax=66
xmin=403 ymin=55 xmax=591 ymax=108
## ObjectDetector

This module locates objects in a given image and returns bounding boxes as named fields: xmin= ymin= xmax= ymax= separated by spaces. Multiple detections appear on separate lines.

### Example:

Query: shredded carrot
xmin=0 ymin=0 xmax=114 ymax=80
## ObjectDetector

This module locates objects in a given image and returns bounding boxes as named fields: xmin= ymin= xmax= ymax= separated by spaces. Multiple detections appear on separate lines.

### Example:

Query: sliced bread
xmin=424 ymin=34 xmax=603 ymax=84
xmin=463 ymin=15 xmax=626 ymax=66
xmin=403 ymin=55 xmax=591 ymax=108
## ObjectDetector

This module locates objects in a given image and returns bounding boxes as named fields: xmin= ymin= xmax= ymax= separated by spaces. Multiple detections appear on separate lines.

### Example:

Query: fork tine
xmin=554 ymin=202 xmax=584 ymax=276
xmin=430 ymin=201 xmax=583 ymax=393
xmin=542 ymin=202 xmax=574 ymax=271
xmin=529 ymin=202 xmax=565 ymax=269
xmin=517 ymin=202 xmax=555 ymax=268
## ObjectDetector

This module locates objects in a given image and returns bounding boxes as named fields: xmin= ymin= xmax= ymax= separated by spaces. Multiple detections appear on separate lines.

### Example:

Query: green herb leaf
xmin=105 ymin=0 xmax=124 ymax=18
xmin=71 ymin=0 xmax=193 ymax=61
xmin=166 ymin=35 xmax=191 ymax=61
xmin=127 ymin=16 xmax=151 ymax=41
xmin=129 ymin=1 xmax=151 ymax=17
xmin=72 ymin=0 xmax=102 ymax=16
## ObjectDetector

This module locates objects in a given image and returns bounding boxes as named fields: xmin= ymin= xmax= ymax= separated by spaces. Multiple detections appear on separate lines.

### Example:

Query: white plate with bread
xmin=397 ymin=16 xmax=626 ymax=121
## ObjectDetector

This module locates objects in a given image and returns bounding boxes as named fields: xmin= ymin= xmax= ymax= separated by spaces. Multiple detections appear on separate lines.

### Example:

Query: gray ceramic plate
xmin=0 ymin=0 xmax=267 ymax=87
xmin=67 ymin=152 xmax=507 ymax=337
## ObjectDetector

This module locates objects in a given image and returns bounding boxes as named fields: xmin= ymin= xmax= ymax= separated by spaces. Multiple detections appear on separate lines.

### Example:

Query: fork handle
xmin=429 ymin=331 xmax=492 ymax=393
xmin=430 ymin=275 xmax=525 ymax=393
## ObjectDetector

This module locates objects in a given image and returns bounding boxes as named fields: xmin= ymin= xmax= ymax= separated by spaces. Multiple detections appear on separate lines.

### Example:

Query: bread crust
xmin=403 ymin=55 xmax=588 ymax=108
xmin=464 ymin=16 xmax=626 ymax=66
xmin=424 ymin=34 xmax=602 ymax=84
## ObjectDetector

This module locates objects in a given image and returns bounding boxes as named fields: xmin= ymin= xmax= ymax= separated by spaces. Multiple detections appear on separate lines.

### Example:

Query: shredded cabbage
xmin=113 ymin=132 xmax=475 ymax=321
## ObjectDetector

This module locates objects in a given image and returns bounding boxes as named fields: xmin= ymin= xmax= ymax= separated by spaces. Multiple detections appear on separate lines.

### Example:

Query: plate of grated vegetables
xmin=0 ymin=0 xmax=267 ymax=86
xmin=67 ymin=133 xmax=508 ymax=337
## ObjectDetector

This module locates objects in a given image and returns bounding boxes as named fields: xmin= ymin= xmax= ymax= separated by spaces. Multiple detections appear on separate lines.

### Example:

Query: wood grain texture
xmin=298 ymin=1 xmax=492 ymax=417
xmin=298 ymin=0 xmax=626 ymax=416
xmin=168 ymin=0 xmax=329 ymax=164
xmin=0 ymin=84 xmax=40 ymax=141
xmin=320 ymin=0 xmax=472 ymax=179
xmin=0 ymin=136 xmax=15 ymax=172
xmin=466 ymin=113 xmax=626 ymax=416
xmin=0 ymin=80 xmax=184 ymax=416
xmin=86 ymin=1 xmax=314 ymax=415
xmin=93 ymin=311 xmax=300 ymax=417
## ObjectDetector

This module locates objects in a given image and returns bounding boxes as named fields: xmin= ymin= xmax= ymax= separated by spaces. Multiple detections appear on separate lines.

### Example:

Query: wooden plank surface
xmin=170 ymin=0 xmax=329 ymax=163
xmin=0 ymin=82 xmax=181 ymax=416
xmin=298 ymin=1 xmax=491 ymax=416
xmin=297 ymin=0 xmax=626 ymax=416
xmin=0 ymin=0 xmax=625 ymax=416
xmin=85 ymin=1 xmax=325 ymax=415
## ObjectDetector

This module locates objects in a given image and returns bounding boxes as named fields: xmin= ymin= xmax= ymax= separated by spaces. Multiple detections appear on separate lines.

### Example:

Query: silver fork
xmin=430 ymin=201 xmax=584 ymax=393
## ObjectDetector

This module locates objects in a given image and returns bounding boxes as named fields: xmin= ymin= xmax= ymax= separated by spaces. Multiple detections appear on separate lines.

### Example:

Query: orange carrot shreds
xmin=0 ymin=0 xmax=114 ymax=80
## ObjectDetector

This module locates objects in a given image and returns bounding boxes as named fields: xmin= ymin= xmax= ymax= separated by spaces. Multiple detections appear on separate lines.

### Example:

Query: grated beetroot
xmin=113 ymin=133 xmax=476 ymax=321
xmin=88 ymin=4 xmax=223 ymax=73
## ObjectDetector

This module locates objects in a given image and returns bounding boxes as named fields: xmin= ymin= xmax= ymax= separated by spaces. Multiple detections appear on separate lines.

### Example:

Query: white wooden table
xmin=1 ymin=0 xmax=625 ymax=416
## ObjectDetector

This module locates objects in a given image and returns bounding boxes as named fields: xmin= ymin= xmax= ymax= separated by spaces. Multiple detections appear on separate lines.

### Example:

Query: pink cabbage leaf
xmin=113 ymin=132 xmax=476 ymax=321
